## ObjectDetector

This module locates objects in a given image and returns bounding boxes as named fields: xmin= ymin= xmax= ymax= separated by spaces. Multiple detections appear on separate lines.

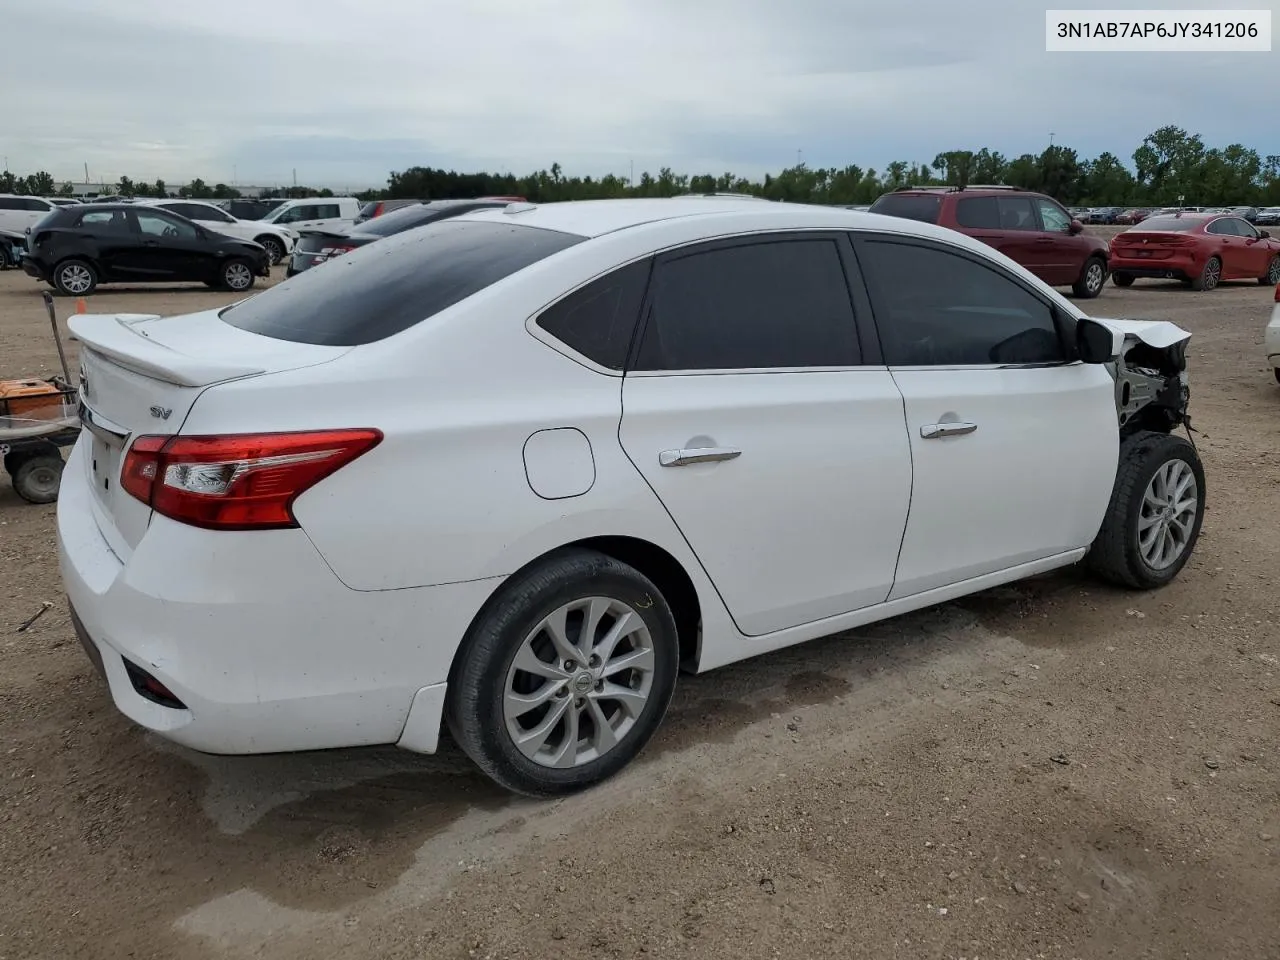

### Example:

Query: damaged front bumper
xmin=1091 ymin=317 xmax=1192 ymax=436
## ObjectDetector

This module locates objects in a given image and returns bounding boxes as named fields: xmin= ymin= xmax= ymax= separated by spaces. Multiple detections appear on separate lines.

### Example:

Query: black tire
xmin=1259 ymin=255 xmax=1280 ymax=286
xmin=255 ymin=236 xmax=285 ymax=265
xmin=12 ymin=454 xmax=65 ymax=504
xmin=1112 ymin=272 xmax=1135 ymax=288
xmin=1087 ymin=431 xmax=1205 ymax=590
xmin=1274 ymin=367 xmax=1280 ymax=385
xmin=220 ymin=258 xmax=256 ymax=293
xmin=446 ymin=548 xmax=680 ymax=797
xmin=1072 ymin=257 xmax=1107 ymax=299
xmin=1190 ymin=256 xmax=1221 ymax=292
xmin=53 ymin=259 xmax=97 ymax=297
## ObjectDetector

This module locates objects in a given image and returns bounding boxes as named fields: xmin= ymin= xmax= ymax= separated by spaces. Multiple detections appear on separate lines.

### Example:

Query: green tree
xmin=1133 ymin=126 xmax=1205 ymax=204
xmin=117 ymin=176 xmax=136 ymax=197
xmin=58 ymin=181 xmax=75 ymax=196
xmin=27 ymin=171 xmax=56 ymax=194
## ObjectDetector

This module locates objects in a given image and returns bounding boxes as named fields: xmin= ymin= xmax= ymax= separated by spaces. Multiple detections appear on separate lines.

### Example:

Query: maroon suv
xmin=868 ymin=186 xmax=1110 ymax=298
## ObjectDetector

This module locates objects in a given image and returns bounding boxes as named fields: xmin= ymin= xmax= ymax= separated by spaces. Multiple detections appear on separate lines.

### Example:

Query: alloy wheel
xmin=225 ymin=262 xmax=253 ymax=290
xmin=1138 ymin=459 xmax=1198 ymax=570
xmin=1085 ymin=261 xmax=1105 ymax=294
xmin=503 ymin=596 xmax=656 ymax=768
xmin=59 ymin=263 xmax=93 ymax=294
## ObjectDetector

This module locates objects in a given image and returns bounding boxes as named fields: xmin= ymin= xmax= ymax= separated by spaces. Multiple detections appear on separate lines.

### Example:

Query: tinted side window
xmin=1205 ymin=219 xmax=1230 ymax=235
xmin=316 ymin=204 xmax=341 ymax=219
xmin=1230 ymin=218 xmax=1257 ymax=237
xmin=76 ymin=210 xmax=128 ymax=230
xmin=0 ymin=198 xmax=20 ymax=211
xmin=858 ymin=240 xmax=1065 ymax=367
xmin=134 ymin=211 xmax=198 ymax=240
xmin=535 ymin=259 xmax=651 ymax=370
xmin=955 ymin=197 xmax=999 ymax=228
xmin=22 ymin=199 xmax=52 ymax=212
xmin=221 ymin=220 xmax=584 ymax=346
xmin=997 ymin=197 xmax=1037 ymax=230
xmin=633 ymin=239 xmax=860 ymax=371
xmin=159 ymin=203 xmax=197 ymax=219
xmin=868 ymin=194 xmax=942 ymax=224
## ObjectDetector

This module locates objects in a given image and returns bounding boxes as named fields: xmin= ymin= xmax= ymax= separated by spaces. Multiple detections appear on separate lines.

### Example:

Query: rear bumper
xmin=22 ymin=259 xmax=47 ymax=281
xmin=1109 ymin=254 xmax=1199 ymax=279
xmin=1265 ymin=310 xmax=1280 ymax=367
xmin=56 ymin=439 xmax=502 ymax=755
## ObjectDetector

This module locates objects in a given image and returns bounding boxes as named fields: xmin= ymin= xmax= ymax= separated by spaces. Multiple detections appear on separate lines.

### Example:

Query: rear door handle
xmin=920 ymin=422 xmax=977 ymax=439
xmin=659 ymin=446 xmax=741 ymax=467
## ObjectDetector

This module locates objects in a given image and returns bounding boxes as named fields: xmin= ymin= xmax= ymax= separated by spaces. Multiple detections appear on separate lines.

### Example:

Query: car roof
xmin=449 ymin=197 xmax=1001 ymax=247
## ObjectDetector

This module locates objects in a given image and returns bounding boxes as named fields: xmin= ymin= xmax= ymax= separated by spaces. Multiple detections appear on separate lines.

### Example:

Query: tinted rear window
xmin=1132 ymin=217 xmax=1199 ymax=231
xmin=358 ymin=202 xmax=505 ymax=238
xmin=868 ymin=193 xmax=943 ymax=224
xmin=220 ymin=219 xmax=585 ymax=346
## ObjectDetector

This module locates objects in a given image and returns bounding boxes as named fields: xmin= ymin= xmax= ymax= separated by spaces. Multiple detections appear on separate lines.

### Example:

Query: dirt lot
xmin=1 ymin=249 xmax=1278 ymax=960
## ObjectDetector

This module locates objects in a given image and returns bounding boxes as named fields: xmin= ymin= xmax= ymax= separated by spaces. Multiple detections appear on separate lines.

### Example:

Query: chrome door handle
xmin=659 ymin=447 xmax=742 ymax=467
xmin=920 ymin=421 xmax=977 ymax=439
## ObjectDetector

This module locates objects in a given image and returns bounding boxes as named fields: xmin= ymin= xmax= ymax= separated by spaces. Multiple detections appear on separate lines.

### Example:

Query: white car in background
xmin=137 ymin=199 xmax=297 ymax=265
xmin=59 ymin=199 xmax=1204 ymax=797
xmin=1266 ymin=282 xmax=1280 ymax=383
xmin=0 ymin=194 xmax=59 ymax=233
xmin=256 ymin=197 xmax=361 ymax=233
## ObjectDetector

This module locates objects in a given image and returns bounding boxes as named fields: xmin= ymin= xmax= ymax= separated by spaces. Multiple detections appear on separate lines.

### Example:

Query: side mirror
xmin=1077 ymin=317 xmax=1121 ymax=364
xmin=1260 ymin=230 xmax=1271 ymax=239
xmin=1068 ymin=219 xmax=1084 ymax=235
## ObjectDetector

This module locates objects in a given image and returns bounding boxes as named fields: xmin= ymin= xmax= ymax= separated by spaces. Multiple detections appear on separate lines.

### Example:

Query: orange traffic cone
xmin=75 ymin=298 xmax=86 ymax=314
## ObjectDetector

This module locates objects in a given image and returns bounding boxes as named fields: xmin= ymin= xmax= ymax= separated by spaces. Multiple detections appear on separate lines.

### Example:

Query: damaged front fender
xmin=1090 ymin=317 xmax=1192 ymax=437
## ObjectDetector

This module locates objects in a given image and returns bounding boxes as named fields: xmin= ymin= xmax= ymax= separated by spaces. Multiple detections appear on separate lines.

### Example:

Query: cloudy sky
xmin=5 ymin=0 xmax=1276 ymax=190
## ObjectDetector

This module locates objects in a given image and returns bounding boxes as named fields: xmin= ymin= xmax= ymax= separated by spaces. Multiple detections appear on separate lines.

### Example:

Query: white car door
xmin=618 ymin=233 xmax=914 ymax=637
xmin=851 ymin=234 xmax=1119 ymax=600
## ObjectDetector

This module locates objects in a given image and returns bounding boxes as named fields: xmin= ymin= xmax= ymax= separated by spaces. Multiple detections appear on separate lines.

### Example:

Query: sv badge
xmin=149 ymin=405 xmax=173 ymax=420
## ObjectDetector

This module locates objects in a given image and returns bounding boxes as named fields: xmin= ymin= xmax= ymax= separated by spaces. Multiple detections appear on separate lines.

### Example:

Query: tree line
xmin=4 ymin=126 xmax=1278 ymax=208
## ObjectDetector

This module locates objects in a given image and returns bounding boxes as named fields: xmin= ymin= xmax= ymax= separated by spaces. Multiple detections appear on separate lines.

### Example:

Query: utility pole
xmin=1049 ymin=132 xmax=1056 ymax=148
xmin=292 ymin=168 xmax=297 ymax=188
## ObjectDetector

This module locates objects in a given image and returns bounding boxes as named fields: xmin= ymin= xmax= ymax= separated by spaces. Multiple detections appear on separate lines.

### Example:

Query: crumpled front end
xmin=1093 ymin=318 xmax=1192 ymax=437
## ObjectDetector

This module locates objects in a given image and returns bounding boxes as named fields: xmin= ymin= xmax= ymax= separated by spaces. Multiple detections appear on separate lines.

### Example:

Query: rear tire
xmin=220 ymin=258 xmax=256 ymax=292
xmin=1112 ymin=272 xmax=1135 ymax=288
xmin=1190 ymin=256 xmax=1221 ymax=291
xmin=1259 ymin=255 xmax=1280 ymax=286
xmin=1087 ymin=431 xmax=1205 ymax=590
xmin=53 ymin=259 xmax=97 ymax=297
xmin=1072 ymin=257 xmax=1107 ymax=298
xmin=12 ymin=454 xmax=65 ymax=504
xmin=446 ymin=548 xmax=680 ymax=797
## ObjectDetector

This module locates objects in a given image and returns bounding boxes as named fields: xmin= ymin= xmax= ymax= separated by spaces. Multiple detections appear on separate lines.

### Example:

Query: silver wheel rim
xmin=23 ymin=465 xmax=60 ymax=499
xmin=1138 ymin=459 xmax=1198 ymax=570
xmin=1203 ymin=259 xmax=1220 ymax=290
xmin=60 ymin=263 xmax=92 ymax=294
xmin=1268 ymin=257 xmax=1280 ymax=284
xmin=1085 ymin=262 xmax=1104 ymax=294
xmin=503 ymin=596 xmax=655 ymax=768
xmin=225 ymin=262 xmax=252 ymax=290
xmin=262 ymin=239 xmax=283 ymax=264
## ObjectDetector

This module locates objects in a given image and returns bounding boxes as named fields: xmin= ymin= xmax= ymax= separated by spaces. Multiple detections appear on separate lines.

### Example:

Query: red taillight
xmin=319 ymin=244 xmax=358 ymax=259
xmin=374 ymin=202 xmax=385 ymax=217
xmin=121 ymin=429 xmax=382 ymax=530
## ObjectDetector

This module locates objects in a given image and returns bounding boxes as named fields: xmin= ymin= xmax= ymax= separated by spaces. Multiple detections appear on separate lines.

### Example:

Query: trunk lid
xmin=69 ymin=310 xmax=351 ymax=559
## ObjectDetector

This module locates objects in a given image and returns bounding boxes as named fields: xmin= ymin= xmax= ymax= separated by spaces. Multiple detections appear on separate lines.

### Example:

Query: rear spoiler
xmin=68 ymin=314 xmax=267 ymax=387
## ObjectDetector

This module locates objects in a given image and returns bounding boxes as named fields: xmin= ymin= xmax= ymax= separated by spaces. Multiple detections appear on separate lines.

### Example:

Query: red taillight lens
xmin=319 ymin=244 xmax=357 ymax=259
xmin=121 ymin=429 xmax=382 ymax=530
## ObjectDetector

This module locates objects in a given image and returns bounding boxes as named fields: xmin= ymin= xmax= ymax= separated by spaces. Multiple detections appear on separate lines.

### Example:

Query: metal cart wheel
xmin=11 ymin=454 xmax=65 ymax=504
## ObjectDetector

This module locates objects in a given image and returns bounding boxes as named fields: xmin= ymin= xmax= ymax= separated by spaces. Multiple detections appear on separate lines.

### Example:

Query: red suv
xmin=868 ymin=186 xmax=1110 ymax=299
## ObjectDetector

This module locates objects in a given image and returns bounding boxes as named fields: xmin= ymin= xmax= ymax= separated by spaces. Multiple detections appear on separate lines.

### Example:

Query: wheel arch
xmin=447 ymin=535 xmax=705 ymax=690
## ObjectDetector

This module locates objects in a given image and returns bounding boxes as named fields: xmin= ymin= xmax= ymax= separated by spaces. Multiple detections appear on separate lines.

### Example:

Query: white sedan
xmin=59 ymin=199 xmax=1204 ymax=796
xmin=1268 ymin=282 xmax=1280 ymax=383
xmin=137 ymin=199 xmax=296 ymax=265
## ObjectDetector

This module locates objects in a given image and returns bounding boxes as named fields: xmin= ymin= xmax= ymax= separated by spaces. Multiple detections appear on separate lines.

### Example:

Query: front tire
xmin=1112 ymin=272 xmax=1135 ymax=288
xmin=1072 ymin=257 xmax=1107 ymax=298
xmin=1259 ymin=255 xmax=1280 ymax=286
xmin=256 ymin=236 xmax=285 ymax=265
xmin=1087 ymin=431 xmax=1205 ymax=590
xmin=53 ymin=259 xmax=97 ymax=297
xmin=446 ymin=549 xmax=680 ymax=797
xmin=1191 ymin=256 xmax=1221 ymax=291
xmin=220 ymin=258 xmax=256 ymax=292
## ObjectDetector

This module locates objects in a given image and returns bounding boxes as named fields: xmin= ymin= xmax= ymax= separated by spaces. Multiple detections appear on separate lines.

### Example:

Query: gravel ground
xmin=1 ymin=247 xmax=1278 ymax=960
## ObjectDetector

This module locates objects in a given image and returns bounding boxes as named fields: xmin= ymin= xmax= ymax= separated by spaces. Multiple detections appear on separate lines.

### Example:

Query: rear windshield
xmin=1132 ymin=217 xmax=1200 ymax=231
xmin=358 ymin=202 xmax=504 ymax=238
xmin=868 ymin=193 xmax=943 ymax=224
xmin=220 ymin=219 xmax=585 ymax=346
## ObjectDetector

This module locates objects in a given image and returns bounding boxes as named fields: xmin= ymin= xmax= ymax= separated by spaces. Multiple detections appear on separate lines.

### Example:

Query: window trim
xmin=625 ymin=230 xmax=874 ymax=377
xmin=846 ymin=231 xmax=1080 ymax=371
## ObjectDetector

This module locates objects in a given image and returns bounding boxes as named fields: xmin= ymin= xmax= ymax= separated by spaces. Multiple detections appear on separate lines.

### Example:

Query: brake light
xmin=319 ymin=244 xmax=357 ymax=258
xmin=121 ymin=430 xmax=382 ymax=530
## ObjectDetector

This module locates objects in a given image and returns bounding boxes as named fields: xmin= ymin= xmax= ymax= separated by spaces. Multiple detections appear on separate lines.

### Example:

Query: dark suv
xmin=869 ymin=186 xmax=1110 ymax=298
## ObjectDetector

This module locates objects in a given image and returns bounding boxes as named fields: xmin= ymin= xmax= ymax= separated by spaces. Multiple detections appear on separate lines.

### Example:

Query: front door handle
xmin=920 ymin=422 xmax=977 ymax=439
xmin=659 ymin=446 xmax=741 ymax=467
